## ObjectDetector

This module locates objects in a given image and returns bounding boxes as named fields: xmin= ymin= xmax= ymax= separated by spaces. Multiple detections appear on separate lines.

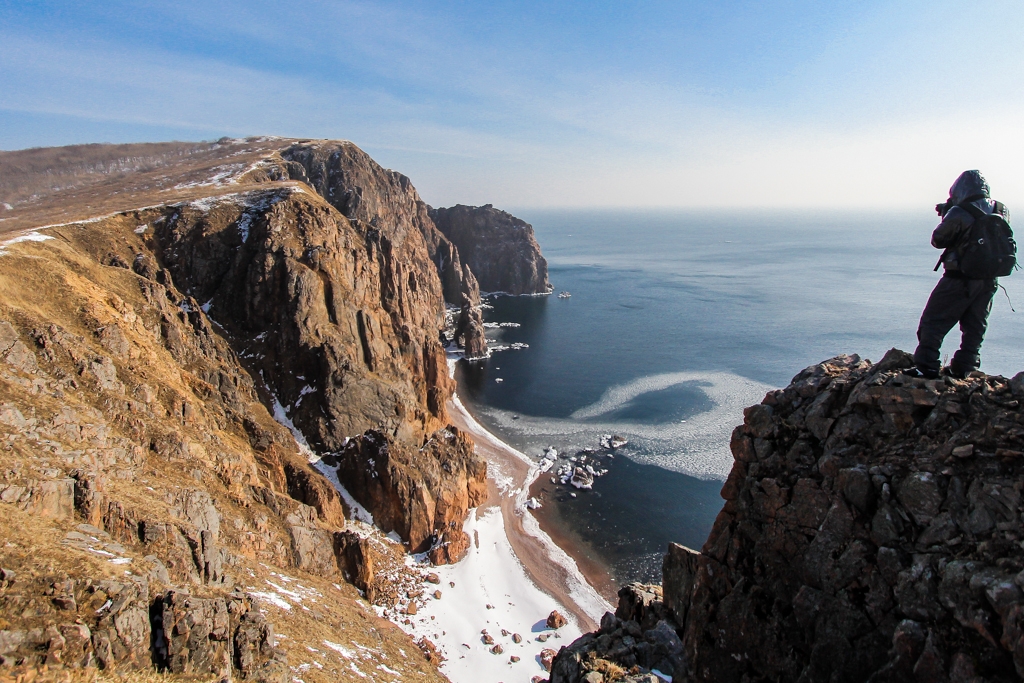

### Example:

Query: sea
xmin=454 ymin=208 xmax=1024 ymax=585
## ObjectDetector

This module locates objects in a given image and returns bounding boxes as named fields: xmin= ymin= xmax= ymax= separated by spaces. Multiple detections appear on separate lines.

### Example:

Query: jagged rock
xmin=336 ymin=427 xmax=486 ymax=561
xmin=662 ymin=543 xmax=699 ymax=625
xmin=333 ymin=531 xmax=376 ymax=598
xmin=417 ymin=636 xmax=444 ymax=664
xmin=172 ymin=489 xmax=221 ymax=541
xmin=429 ymin=204 xmax=551 ymax=295
xmin=615 ymin=583 xmax=664 ymax=631
xmin=559 ymin=352 xmax=1024 ymax=683
xmin=457 ymin=301 xmax=487 ymax=358
xmin=90 ymin=579 xmax=153 ymax=671
xmin=22 ymin=479 xmax=75 ymax=521
xmin=158 ymin=591 xmax=232 ymax=675
xmin=285 ymin=505 xmax=337 ymax=576
xmin=547 ymin=610 xmax=568 ymax=629
xmin=155 ymin=591 xmax=284 ymax=680
xmin=0 ymin=321 xmax=38 ymax=373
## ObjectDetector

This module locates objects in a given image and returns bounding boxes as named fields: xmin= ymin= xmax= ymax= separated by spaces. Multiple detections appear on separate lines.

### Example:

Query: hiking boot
xmin=941 ymin=366 xmax=969 ymax=380
xmin=903 ymin=367 xmax=939 ymax=380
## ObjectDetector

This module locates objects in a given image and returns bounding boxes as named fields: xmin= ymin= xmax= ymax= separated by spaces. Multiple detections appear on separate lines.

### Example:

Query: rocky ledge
xmin=429 ymin=204 xmax=551 ymax=296
xmin=551 ymin=350 xmax=1024 ymax=682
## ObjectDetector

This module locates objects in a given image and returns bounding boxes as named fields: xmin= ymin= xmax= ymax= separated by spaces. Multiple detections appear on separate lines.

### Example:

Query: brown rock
xmin=546 ymin=610 xmax=568 ymax=629
xmin=512 ymin=632 xmax=522 ymax=643
xmin=333 ymin=531 xmax=376 ymax=598
xmin=540 ymin=648 xmax=557 ymax=671
xmin=429 ymin=204 xmax=551 ymax=295
xmin=417 ymin=636 xmax=444 ymax=665
xmin=336 ymin=427 xmax=486 ymax=562
xmin=490 ymin=644 xmax=504 ymax=655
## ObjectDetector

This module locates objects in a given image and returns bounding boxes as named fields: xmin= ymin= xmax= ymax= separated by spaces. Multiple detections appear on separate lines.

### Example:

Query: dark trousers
xmin=914 ymin=275 xmax=997 ymax=375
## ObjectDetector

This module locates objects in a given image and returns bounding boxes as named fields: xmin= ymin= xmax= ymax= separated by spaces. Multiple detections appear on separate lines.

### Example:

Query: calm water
xmin=455 ymin=209 xmax=1024 ymax=584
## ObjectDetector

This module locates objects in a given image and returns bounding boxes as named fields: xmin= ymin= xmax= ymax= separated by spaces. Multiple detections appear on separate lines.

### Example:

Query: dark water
xmin=455 ymin=208 xmax=1024 ymax=584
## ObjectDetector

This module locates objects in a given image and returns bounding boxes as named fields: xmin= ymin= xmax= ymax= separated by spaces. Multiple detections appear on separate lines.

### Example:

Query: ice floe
xmin=479 ymin=371 xmax=773 ymax=479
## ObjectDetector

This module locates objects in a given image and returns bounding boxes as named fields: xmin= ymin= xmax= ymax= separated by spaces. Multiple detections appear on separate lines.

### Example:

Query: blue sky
xmin=2 ymin=1 xmax=1023 ymax=208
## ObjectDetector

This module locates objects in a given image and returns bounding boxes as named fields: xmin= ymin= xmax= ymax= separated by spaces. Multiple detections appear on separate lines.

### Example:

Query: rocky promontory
xmin=429 ymin=204 xmax=551 ymax=296
xmin=0 ymin=137 xmax=539 ymax=679
xmin=551 ymin=350 xmax=1024 ymax=682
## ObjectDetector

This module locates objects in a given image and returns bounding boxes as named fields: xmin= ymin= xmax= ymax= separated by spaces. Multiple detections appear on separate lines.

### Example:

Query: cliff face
xmin=0 ymin=205 xmax=446 ymax=680
xmin=429 ymin=204 xmax=551 ymax=296
xmin=123 ymin=141 xmax=490 ymax=552
xmin=0 ymin=138 xmax=503 ymax=679
xmin=271 ymin=143 xmax=487 ymax=357
xmin=552 ymin=350 xmax=1024 ymax=683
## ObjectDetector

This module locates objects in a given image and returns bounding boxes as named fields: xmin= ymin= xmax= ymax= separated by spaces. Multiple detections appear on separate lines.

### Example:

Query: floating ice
xmin=478 ymin=371 xmax=773 ymax=479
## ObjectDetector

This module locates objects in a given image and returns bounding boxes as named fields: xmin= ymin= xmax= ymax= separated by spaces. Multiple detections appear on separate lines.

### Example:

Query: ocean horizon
xmin=456 ymin=207 xmax=1024 ymax=585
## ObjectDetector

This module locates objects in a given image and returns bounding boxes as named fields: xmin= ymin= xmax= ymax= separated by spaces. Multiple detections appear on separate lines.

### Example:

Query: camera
xmin=935 ymin=200 xmax=953 ymax=217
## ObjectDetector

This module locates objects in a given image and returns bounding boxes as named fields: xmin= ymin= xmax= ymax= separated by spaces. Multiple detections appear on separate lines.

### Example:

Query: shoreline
xmin=525 ymin=475 xmax=619 ymax=602
xmin=446 ymin=392 xmax=613 ymax=632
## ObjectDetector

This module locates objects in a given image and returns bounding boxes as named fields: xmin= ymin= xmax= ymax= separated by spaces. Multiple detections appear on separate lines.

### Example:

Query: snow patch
xmin=322 ymin=640 xmax=355 ymax=659
xmin=250 ymin=591 xmax=293 ymax=611
xmin=0 ymin=230 xmax=54 ymax=257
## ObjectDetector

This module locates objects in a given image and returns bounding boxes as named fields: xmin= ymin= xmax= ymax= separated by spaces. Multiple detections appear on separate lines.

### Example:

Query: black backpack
xmin=938 ymin=201 xmax=1016 ymax=279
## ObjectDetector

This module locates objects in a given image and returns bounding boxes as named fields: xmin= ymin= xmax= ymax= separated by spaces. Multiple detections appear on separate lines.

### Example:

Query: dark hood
xmin=949 ymin=170 xmax=990 ymax=205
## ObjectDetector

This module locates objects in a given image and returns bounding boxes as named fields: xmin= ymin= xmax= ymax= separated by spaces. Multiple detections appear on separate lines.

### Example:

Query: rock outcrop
xmin=271 ymin=142 xmax=488 ymax=357
xmin=429 ymin=204 xmax=551 ymax=295
xmin=552 ymin=350 xmax=1024 ymax=682
xmin=128 ymin=140 xmax=489 ymax=551
xmin=331 ymin=427 xmax=487 ymax=561
xmin=0 ymin=137 xmax=500 ymax=681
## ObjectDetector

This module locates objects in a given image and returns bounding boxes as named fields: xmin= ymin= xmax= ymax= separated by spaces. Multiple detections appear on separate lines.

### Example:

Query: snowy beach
xmin=386 ymin=388 xmax=613 ymax=682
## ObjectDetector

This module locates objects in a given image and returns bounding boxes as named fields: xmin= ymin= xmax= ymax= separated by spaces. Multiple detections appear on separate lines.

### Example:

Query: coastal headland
xmin=0 ymin=137 xmax=573 ymax=682
xmin=6 ymin=136 xmax=1023 ymax=683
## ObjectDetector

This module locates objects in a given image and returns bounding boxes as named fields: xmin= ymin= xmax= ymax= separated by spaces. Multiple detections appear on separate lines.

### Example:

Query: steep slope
xmin=551 ymin=351 xmax=1024 ymax=682
xmin=0 ymin=208 xmax=447 ymax=681
xmin=0 ymin=137 xmax=511 ymax=679
xmin=429 ymin=204 xmax=551 ymax=296
xmin=272 ymin=142 xmax=487 ymax=357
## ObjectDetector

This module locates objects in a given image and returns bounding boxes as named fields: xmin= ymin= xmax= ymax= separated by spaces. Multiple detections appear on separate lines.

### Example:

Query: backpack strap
xmin=994 ymin=200 xmax=1006 ymax=216
xmin=936 ymin=201 xmax=986 ymax=272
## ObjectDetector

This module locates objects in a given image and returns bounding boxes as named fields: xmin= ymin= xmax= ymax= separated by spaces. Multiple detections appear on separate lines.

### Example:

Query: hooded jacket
xmin=933 ymin=170 xmax=1010 ymax=274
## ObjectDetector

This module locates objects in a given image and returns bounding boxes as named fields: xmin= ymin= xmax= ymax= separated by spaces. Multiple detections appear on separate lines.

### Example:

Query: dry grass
xmin=0 ymin=137 xmax=310 ymax=237
xmin=0 ymin=207 xmax=447 ymax=682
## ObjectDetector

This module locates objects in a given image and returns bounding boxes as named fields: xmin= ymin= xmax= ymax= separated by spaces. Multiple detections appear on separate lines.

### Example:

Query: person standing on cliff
xmin=909 ymin=170 xmax=1011 ymax=379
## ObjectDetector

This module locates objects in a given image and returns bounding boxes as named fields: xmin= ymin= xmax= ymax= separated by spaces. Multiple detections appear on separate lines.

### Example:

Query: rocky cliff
xmin=0 ymin=137 xmax=517 ymax=679
xmin=551 ymin=350 xmax=1024 ymax=683
xmin=429 ymin=204 xmax=551 ymax=296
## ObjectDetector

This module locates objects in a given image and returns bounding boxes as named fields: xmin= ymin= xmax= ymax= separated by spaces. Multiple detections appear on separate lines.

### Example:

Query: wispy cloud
xmin=3 ymin=0 xmax=1024 ymax=208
